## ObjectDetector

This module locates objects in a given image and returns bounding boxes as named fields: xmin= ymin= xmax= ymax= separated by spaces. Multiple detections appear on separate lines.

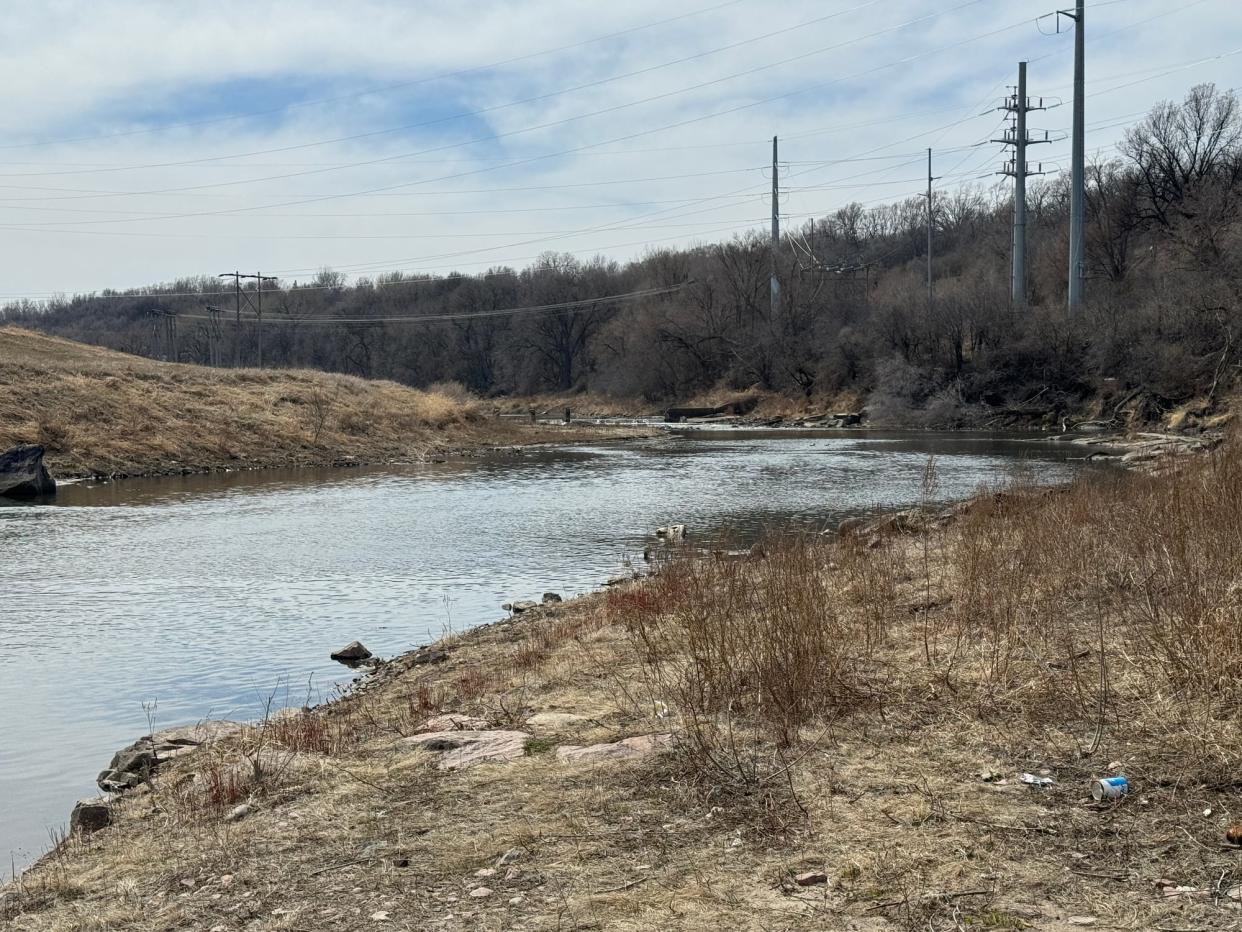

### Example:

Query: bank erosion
xmin=0 ymin=326 xmax=645 ymax=479
xmin=5 ymin=435 xmax=1242 ymax=930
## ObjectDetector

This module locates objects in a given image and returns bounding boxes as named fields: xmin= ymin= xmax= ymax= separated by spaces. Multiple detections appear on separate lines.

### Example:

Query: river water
xmin=0 ymin=429 xmax=1098 ymax=867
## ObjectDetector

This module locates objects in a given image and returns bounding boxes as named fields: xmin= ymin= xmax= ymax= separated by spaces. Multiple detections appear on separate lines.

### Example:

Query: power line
xmin=177 ymin=284 xmax=685 ymax=325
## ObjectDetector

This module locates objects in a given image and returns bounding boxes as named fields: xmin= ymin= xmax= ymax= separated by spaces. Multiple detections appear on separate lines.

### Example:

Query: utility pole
xmin=1062 ymin=0 xmax=1086 ymax=309
xmin=995 ymin=62 xmax=1049 ymax=306
xmin=923 ymin=149 xmax=939 ymax=314
xmin=218 ymin=271 xmax=242 ymax=366
xmin=205 ymin=305 xmax=224 ymax=367
xmin=771 ymin=135 xmax=780 ymax=318
xmin=239 ymin=272 xmax=278 ymax=368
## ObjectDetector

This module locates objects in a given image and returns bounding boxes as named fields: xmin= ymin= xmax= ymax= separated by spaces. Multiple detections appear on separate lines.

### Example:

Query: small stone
xmin=180 ymin=878 xmax=196 ymax=888
xmin=497 ymin=847 xmax=524 ymax=866
xmin=508 ymin=895 xmax=524 ymax=905
xmin=541 ymin=592 xmax=563 ymax=604
xmin=219 ymin=875 xmax=233 ymax=887
xmin=509 ymin=601 xmax=539 ymax=614
xmin=370 ymin=910 xmax=390 ymax=920
xmin=412 ymin=648 xmax=449 ymax=666
xmin=225 ymin=803 xmax=251 ymax=822
xmin=330 ymin=641 xmax=372 ymax=664
xmin=794 ymin=871 xmax=828 ymax=887
xmin=475 ymin=868 xmax=496 ymax=878
xmin=470 ymin=887 xmax=493 ymax=898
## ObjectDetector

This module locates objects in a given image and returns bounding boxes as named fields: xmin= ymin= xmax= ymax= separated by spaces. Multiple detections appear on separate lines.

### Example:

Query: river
xmin=0 ymin=429 xmax=1101 ymax=867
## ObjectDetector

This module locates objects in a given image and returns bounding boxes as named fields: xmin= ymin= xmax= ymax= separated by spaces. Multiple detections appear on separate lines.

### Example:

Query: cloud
xmin=0 ymin=0 xmax=1238 ymax=296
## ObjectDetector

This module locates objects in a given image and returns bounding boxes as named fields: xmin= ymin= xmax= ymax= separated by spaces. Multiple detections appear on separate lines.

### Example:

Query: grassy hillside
xmin=0 ymin=326 xmax=623 ymax=479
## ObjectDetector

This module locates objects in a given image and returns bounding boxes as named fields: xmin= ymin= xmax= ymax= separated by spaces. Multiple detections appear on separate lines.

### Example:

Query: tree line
xmin=6 ymin=83 xmax=1241 ymax=426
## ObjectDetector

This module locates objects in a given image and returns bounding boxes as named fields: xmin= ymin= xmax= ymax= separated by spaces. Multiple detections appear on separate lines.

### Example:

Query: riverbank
xmin=0 ymin=327 xmax=653 ymax=480
xmin=6 ymin=436 xmax=1240 ymax=931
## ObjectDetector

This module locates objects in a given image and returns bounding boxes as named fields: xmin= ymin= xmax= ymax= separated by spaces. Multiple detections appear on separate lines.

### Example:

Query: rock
xmin=421 ymin=713 xmax=490 ymax=732
xmin=330 ymin=640 xmax=372 ymax=664
xmin=469 ymin=887 xmax=493 ymax=899
xmin=508 ymin=601 xmax=539 ymax=614
xmin=97 ymin=769 xmax=145 ymax=793
xmin=97 ymin=743 xmax=157 ymax=792
xmin=555 ymin=734 xmax=675 ymax=764
xmin=497 ymin=847 xmax=524 ymax=866
xmin=1225 ymin=821 xmax=1242 ymax=846
xmin=475 ymin=868 xmax=496 ymax=878
xmin=833 ymin=412 xmax=862 ymax=426
xmin=655 ymin=524 xmax=687 ymax=540
xmin=794 ymin=870 xmax=828 ymax=887
xmin=411 ymin=648 xmax=449 ymax=665
xmin=0 ymin=444 xmax=56 ymax=499
xmin=525 ymin=711 xmax=587 ymax=730
xmin=396 ymin=730 xmax=530 ymax=770
xmin=541 ymin=592 xmax=563 ymax=604
xmin=836 ymin=516 xmax=868 ymax=536
xmin=604 ymin=574 xmax=635 ymax=587
xmin=225 ymin=803 xmax=251 ymax=822
xmin=96 ymin=721 xmax=244 ymax=793
xmin=70 ymin=797 xmax=111 ymax=835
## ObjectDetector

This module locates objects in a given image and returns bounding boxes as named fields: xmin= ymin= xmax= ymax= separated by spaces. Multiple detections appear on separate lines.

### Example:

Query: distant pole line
xmin=239 ymin=272 xmax=278 ymax=368
xmin=217 ymin=271 xmax=243 ymax=366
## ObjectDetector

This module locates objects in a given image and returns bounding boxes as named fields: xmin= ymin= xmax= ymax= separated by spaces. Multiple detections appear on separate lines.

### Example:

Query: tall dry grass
xmin=609 ymin=539 xmax=879 ymax=803
xmin=609 ymin=438 xmax=1242 ymax=804
xmin=0 ymin=326 xmax=488 ymax=476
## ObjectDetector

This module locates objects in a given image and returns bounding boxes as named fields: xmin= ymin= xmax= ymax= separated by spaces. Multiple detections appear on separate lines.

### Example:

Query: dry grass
xmin=0 ymin=327 xmax=652 ymax=478
xmin=7 ymin=441 xmax=1242 ymax=930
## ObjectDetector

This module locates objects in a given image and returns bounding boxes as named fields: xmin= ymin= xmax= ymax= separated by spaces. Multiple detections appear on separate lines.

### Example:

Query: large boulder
xmin=96 ymin=721 xmax=244 ymax=792
xmin=70 ymin=797 xmax=112 ymax=835
xmin=0 ymin=444 xmax=56 ymax=499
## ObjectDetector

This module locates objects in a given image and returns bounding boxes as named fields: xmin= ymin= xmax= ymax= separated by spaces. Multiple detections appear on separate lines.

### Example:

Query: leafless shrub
xmin=611 ymin=539 xmax=876 ymax=802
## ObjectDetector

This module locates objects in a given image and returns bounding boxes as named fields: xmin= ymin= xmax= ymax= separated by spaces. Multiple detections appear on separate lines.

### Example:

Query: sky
xmin=0 ymin=0 xmax=1238 ymax=299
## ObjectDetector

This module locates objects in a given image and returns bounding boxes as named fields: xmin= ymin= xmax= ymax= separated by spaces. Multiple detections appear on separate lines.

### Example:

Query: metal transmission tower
xmin=770 ymin=135 xmax=780 ymax=318
xmin=239 ymin=272 xmax=278 ymax=368
xmin=218 ymin=271 xmax=243 ymax=366
xmin=994 ymin=62 xmax=1050 ymax=306
xmin=1061 ymin=0 xmax=1086 ymax=309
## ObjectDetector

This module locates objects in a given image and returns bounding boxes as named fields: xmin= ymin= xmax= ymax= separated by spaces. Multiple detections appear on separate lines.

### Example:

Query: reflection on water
xmin=0 ymin=430 xmax=1099 ymax=864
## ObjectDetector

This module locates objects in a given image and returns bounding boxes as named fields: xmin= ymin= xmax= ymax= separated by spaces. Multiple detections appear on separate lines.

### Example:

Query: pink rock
xmin=398 ymin=730 xmax=529 ymax=769
xmin=555 ymin=734 xmax=674 ymax=764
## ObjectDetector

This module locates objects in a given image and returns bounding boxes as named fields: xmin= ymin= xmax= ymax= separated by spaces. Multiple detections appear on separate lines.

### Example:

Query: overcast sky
xmin=0 ymin=0 xmax=1237 ymax=298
